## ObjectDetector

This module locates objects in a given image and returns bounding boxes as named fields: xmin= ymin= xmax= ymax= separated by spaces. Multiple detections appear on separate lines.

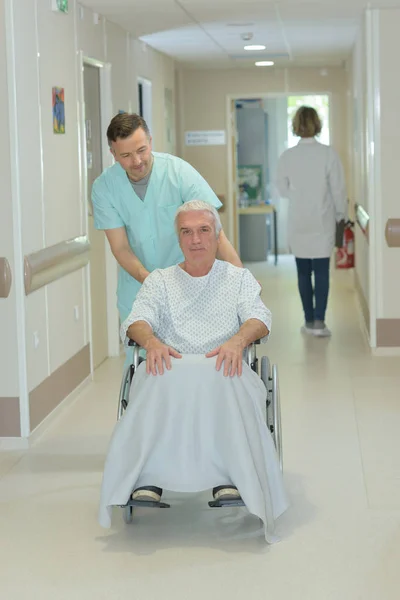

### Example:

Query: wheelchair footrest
xmin=122 ymin=500 xmax=171 ymax=509
xmin=208 ymin=499 xmax=245 ymax=508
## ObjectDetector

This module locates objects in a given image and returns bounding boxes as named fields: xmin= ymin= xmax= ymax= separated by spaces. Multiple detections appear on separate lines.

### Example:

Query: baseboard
xmin=371 ymin=347 xmax=400 ymax=356
xmin=376 ymin=318 xmax=400 ymax=348
xmin=29 ymin=375 xmax=91 ymax=446
xmin=353 ymin=280 xmax=371 ymax=349
xmin=354 ymin=270 xmax=370 ymax=339
xmin=0 ymin=375 xmax=91 ymax=451
xmin=0 ymin=437 xmax=30 ymax=450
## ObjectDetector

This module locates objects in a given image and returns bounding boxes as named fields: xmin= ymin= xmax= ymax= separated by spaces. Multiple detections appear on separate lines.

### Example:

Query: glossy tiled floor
xmin=1 ymin=257 xmax=400 ymax=599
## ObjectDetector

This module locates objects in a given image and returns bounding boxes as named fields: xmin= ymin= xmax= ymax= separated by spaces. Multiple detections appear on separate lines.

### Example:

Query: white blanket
xmin=98 ymin=355 xmax=289 ymax=543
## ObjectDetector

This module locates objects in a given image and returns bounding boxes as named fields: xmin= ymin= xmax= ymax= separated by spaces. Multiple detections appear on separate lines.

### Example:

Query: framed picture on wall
xmin=238 ymin=165 xmax=263 ymax=206
xmin=52 ymin=87 xmax=65 ymax=134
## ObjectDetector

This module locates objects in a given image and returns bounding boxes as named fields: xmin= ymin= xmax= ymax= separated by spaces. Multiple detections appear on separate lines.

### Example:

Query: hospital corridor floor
xmin=1 ymin=256 xmax=400 ymax=600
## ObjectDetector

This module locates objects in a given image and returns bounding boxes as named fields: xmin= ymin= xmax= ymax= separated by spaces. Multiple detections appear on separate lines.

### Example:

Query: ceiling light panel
xmin=244 ymin=44 xmax=266 ymax=50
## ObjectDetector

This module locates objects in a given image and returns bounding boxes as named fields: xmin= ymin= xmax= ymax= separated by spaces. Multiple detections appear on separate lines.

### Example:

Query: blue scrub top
xmin=92 ymin=152 xmax=222 ymax=319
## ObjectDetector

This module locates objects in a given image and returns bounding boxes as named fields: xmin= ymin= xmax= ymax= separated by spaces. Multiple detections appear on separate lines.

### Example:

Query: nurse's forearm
xmin=114 ymin=247 xmax=150 ymax=284
xmin=217 ymin=230 xmax=243 ymax=267
xmin=105 ymin=228 xmax=150 ymax=283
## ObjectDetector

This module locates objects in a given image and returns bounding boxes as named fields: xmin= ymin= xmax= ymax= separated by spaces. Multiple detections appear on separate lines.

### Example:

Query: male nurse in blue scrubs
xmin=92 ymin=113 xmax=242 ymax=329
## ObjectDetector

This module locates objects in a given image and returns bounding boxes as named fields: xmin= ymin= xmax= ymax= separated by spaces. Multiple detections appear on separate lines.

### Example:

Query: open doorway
xmin=83 ymin=62 xmax=108 ymax=370
xmin=232 ymin=93 xmax=331 ymax=261
xmin=137 ymin=77 xmax=152 ymax=141
xmin=80 ymin=56 xmax=119 ymax=372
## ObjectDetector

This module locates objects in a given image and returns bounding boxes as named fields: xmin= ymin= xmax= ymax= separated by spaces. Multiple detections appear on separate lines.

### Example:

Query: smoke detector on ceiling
xmin=240 ymin=32 xmax=253 ymax=41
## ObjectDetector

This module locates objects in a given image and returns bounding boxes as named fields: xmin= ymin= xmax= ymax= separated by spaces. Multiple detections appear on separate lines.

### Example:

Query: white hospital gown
xmin=99 ymin=260 xmax=288 ymax=543
xmin=121 ymin=259 xmax=271 ymax=350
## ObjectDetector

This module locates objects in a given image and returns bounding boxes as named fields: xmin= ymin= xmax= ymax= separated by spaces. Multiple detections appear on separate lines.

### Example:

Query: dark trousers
xmin=295 ymin=257 xmax=330 ymax=323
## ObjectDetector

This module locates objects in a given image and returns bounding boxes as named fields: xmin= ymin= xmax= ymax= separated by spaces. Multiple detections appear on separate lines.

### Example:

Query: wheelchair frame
xmin=117 ymin=340 xmax=282 ymax=523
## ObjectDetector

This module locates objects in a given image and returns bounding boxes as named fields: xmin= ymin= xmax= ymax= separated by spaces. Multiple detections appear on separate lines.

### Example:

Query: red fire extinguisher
xmin=335 ymin=220 xmax=355 ymax=269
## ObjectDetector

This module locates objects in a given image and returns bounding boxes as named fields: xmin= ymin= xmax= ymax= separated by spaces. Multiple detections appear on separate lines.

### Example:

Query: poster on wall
xmin=52 ymin=87 xmax=65 ymax=134
xmin=51 ymin=0 xmax=68 ymax=13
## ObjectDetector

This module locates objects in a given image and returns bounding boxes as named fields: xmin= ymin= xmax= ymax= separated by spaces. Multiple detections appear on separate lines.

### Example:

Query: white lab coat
xmin=276 ymin=138 xmax=347 ymax=258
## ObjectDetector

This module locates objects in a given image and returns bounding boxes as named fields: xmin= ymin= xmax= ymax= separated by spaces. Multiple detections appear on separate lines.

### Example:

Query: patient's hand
xmin=145 ymin=338 xmax=182 ymax=375
xmin=206 ymin=337 xmax=244 ymax=377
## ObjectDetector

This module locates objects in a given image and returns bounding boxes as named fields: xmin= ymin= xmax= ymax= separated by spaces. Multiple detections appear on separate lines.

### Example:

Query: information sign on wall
xmin=185 ymin=130 xmax=226 ymax=146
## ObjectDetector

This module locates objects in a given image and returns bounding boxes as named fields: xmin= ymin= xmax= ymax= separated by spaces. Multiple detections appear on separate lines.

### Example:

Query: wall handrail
xmin=385 ymin=219 xmax=400 ymax=248
xmin=24 ymin=235 xmax=90 ymax=295
xmin=0 ymin=257 xmax=12 ymax=298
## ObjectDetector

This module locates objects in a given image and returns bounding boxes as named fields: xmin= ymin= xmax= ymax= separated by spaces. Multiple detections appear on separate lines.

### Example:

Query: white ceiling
xmin=80 ymin=0 xmax=400 ymax=69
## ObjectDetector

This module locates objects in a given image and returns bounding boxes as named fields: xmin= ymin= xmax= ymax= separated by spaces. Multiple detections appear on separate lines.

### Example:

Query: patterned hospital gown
xmin=121 ymin=259 xmax=271 ymax=353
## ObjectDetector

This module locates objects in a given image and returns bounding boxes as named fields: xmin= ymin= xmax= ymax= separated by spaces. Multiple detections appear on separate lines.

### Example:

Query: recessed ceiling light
xmin=244 ymin=45 xmax=266 ymax=51
xmin=255 ymin=61 xmax=274 ymax=67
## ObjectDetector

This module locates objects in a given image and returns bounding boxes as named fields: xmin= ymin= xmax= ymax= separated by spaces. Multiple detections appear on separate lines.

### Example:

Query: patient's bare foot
xmin=131 ymin=486 xmax=162 ymax=502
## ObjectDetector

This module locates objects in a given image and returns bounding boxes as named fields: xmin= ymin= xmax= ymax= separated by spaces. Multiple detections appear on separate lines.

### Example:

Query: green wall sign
xmin=52 ymin=0 xmax=68 ymax=13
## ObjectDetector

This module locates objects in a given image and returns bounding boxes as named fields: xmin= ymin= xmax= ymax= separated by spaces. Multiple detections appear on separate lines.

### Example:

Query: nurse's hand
xmin=145 ymin=338 xmax=182 ymax=375
xmin=206 ymin=338 xmax=244 ymax=377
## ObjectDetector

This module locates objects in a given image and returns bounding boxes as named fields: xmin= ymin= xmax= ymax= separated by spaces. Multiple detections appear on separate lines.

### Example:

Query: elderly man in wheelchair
xmin=98 ymin=200 xmax=288 ymax=542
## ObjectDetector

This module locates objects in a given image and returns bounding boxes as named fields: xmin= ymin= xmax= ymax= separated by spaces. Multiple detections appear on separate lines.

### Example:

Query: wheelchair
xmin=117 ymin=339 xmax=282 ymax=524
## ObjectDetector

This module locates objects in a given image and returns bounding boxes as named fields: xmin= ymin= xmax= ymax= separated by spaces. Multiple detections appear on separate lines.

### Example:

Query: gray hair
xmin=175 ymin=200 xmax=222 ymax=237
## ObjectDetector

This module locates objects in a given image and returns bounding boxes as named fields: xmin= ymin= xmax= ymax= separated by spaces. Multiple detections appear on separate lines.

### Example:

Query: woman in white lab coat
xmin=276 ymin=106 xmax=347 ymax=337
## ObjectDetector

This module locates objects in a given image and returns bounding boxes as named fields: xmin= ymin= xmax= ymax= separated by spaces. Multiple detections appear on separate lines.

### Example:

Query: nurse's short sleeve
xmin=92 ymin=177 xmax=125 ymax=230
xmin=120 ymin=270 xmax=165 ymax=343
xmin=179 ymin=159 xmax=222 ymax=210
xmin=237 ymin=269 xmax=272 ymax=341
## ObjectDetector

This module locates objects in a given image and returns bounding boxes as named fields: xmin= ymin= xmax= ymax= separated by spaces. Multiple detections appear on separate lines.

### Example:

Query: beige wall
xmin=378 ymin=10 xmax=400 ymax=320
xmin=0 ymin=0 xmax=19 ymax=399
xmin=177 ymin=66 xmax=349 ymax=234
xmin=348 ymin=19 xmax=370 ymax=318
xmin=348 ymin=9 xmax=400 ymax=346
xmin=2 ymin=0 xmax=177 ymax=436
xmin=133 ymin=40 xmax=176 ymax=153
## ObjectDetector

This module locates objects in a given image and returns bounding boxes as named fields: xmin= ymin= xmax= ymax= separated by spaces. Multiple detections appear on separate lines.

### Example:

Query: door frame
xmin=226 ymin=91 xmax=333 ymax=251
xmin=137 ymin=76 xmax=153 ymax=142
xmin=365 ymin=9 xmax=380 ymax=348
xmin=78 ymin=53 xmax=120 ymax=374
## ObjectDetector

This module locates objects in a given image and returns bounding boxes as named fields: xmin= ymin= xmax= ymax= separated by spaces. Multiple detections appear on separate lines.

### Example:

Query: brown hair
xmin=106 ymin=113 xmax=150 ymax=146
xmin=292 ymin=106 xmax=322 ymax=138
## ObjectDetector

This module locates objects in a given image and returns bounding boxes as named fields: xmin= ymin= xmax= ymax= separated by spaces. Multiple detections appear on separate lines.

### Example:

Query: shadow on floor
xmin=96 ymin=472 xmax=316 ymax=556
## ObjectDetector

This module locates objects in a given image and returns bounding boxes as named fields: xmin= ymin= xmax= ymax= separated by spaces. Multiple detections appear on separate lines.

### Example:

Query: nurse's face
xmin=110 ymin=128 xmax=153 ymax=182
xmin=178 ymin=211 xmax=219 ymax=268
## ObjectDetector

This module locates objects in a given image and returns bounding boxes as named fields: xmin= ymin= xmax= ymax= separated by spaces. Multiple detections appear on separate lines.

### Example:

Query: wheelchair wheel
xmin=117 ymin=356 xmax=145 ymax=421
xmin=261 ymin=356 xmax=283 ymax=472
xmin=260 ymin=355 xmax=272 ymax=428
xmin=260 ymin=355 xmax=271 ymax=388
xmin=117 ymin=365 xmax=132 ymax=421
xmin=123 ymin=504 xmax=133 ymax=524
xmin=272 ymin=364 xmax=283 ymax=472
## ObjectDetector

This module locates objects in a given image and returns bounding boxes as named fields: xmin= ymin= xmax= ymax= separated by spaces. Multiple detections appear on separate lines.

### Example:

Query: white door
xmin=83 ymin=63 xmax=108 ymax=369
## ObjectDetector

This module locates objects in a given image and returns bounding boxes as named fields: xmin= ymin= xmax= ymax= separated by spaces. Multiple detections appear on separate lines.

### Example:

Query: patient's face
xmin=178 ymin=211 xmax=218 ymax=267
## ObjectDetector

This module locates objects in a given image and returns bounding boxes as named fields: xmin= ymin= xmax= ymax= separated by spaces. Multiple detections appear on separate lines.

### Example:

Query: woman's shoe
xmin=301 ymin=322 xmax=315 ymax=335
xmin=313 ymin=321 xmax=332 ymax=337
